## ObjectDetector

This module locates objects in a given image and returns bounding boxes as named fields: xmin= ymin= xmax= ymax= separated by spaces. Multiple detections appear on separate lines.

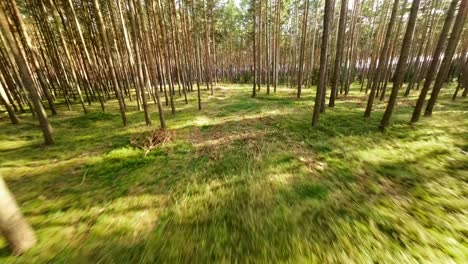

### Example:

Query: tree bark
xmin=0 ymin=82 xmax=19 ymax=124
xmin=364 ymin=0 xmax=399 ymax=117
xmin=424 ymin=0 xmax=467 ymax=116
xmin=379 ymin=0 xmax=420 ymax=130
xmin=0 ymin=177 xmax=36 ymax=255
xmin=297 ymin=0 xmax=309 ymax=98
xmin=93 ymin=0 xmax=128 ymax=126
xmin=411 ymin=0 xmax=459 ymax=122
xmin=329 ymin=0 xmax=348 ymax=107
xmin=312 ymin=0 xmax=332 ymax=126
xmin=252 ymin=0 xmax=257 ymax=97
xmin=0 ymin=3 xmax=53 ymax=145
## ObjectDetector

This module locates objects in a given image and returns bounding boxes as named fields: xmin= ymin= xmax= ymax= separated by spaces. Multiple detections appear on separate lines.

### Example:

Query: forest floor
xmin=0 ymin=83 xmax=467 ymax=263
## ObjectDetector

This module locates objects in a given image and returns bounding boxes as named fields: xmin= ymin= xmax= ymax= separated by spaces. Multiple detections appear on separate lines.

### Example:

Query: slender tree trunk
xmin=312 ymin=0 xmax=332 ymax=126
xmin=265 ymin=0 xmax=271 ymax=94
xmin=379 ymin=0 xmax=420 ymax=130
xmin=364 ymin=0 xmax=399 ymax=117
xmin=65 ymin=0 xmax=105 ymax=111
xmin=404 ymin=0 xmax=436 ymax=97
xmin=454 ymin=55 xmax=468 ymax=99
xmin=252 ymin=0 xmax=257 ymax=97
xmin=308 ymin=3 xmax=318 ymax=87
xmin=129 ymin=0 xmax=152 ymax=125
xmin=297 ymin=0 xmax=309 ymax=98
xmin=140 ymin=0 xmax=165 ymax=128
xmin=203 ymin=0 xmax=213 ymax=95
xmin=7 ymin=0 xmax=57 ymax=116
xmin=0 ymin=3 xmax=53 ymax=145
xmin=0 ymin=83 xmax=19 ymax=124
xmin=93 ymin=0 xmax=127 ymax=126
xmin=117 ymin=0 xmax=140 ymax=110
xmin=411 ymin=0 xmax=458 ymax=123
xmin=424 ymin=0 xmax=467 ymax=116
xmin=273 ymin=0 xmax=281 ymax=93
xmin=155 ymin=0 xmax=175 ymax=114
xmin=190 ymin=0 xmax=202 ymax=109
xmin=329 ymin=0 xmax=348 ymax=107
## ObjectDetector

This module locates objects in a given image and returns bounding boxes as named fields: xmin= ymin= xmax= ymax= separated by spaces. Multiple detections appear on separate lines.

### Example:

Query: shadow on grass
xmin=0 ymin=85 xmax=466 ymax=262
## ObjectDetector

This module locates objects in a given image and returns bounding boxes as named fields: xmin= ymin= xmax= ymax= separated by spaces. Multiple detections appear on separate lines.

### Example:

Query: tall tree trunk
xmin=411 ymin=0 xmax=458 ymax=123
xmin=312 ymin=0 xmax=332 ymax=126
xmin=93 ymin=0 xmax=127 ymax=126
xmin=203 ymin=0 xmax=213 ymax=95
xmin=297 ymin=0 xmax=309 ymax=98
xmin=364 ymin=0 xmax=399 ymax=117
xmin=424 ymin=0 xmax=467 ymax=116
xmin=190 ymin=0 xmax=202 ymax=109
xmin=139 ymin=0 xmax=166 ymax=128
xmin=404 ymin=0 xmax=436 ymax=96
xmin=7 ymin=0 xmax=57 ymax=116
xmin=379 ymin=0 xmax=420 ymax=131
xmin=155 ymin=0 xmax=175 ymax=114
xmin=0 ymin=3 xmax=53 ymax=145
xmin=252 ymin=0 xmax=257 ymax=97
xmin=273 ymin=0 xmax=281 ymax=93
xmin=65 ymin=0 xmax=105 ymax=111
xmin=257 ymin=0 xmax=262 ymax=91
xmin=265 ymin=0 xmax=271 ymax=94
xmin=329 ymin=0 xmax=348 ymax=107
xmin=117 ymin=0 xmax=140 ymax=110
xmin=129 ymin=0 xmax=152 ymax=125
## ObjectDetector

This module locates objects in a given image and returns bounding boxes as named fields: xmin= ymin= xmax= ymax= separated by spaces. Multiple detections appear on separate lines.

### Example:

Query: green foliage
xmin=0 ymin=84 xmax=467 ymax=263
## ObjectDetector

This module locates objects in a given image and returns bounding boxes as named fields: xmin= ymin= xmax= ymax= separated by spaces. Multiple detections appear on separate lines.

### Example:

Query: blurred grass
xmin=0 ymin=83 xmax=467 ymax=263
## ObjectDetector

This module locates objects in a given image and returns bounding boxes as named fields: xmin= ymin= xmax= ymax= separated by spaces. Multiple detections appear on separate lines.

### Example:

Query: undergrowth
xmin=0 ymin=83 xmax=467 ymax=263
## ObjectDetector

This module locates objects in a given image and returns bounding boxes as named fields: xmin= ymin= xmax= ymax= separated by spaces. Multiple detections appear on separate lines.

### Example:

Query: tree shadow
xmin=1 ymin=86 xmax=465 ymax=262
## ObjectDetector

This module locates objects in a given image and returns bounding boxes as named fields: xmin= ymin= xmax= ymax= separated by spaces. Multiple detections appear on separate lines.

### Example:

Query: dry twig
xmin=131 ymin=129 xmax=173 ymax=156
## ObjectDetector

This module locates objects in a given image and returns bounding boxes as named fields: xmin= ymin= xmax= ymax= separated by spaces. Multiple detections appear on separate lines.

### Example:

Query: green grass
xmin=0 ymin=83 xmax=467 ymax=263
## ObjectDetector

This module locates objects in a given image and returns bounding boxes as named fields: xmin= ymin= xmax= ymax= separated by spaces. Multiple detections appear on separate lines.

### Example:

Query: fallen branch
xmin=131 ymin=129 xmax=173 ymax=156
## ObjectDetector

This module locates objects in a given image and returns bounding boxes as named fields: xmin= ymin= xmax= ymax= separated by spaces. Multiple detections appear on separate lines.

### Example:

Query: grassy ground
xmin=0 ymin=83 xmax=467 ymax=263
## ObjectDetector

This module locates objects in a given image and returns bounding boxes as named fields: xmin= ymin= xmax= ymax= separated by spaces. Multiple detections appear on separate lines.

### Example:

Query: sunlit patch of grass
xmin=0 ymin=139 xmax=32 ymax=152
xmin=84 ymin=147 xmax=153 ymax=179
xmin=0 ymin=83 xmax=467 ymax=263
xmin=267 ymin=172 xmax=294 ymax=184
